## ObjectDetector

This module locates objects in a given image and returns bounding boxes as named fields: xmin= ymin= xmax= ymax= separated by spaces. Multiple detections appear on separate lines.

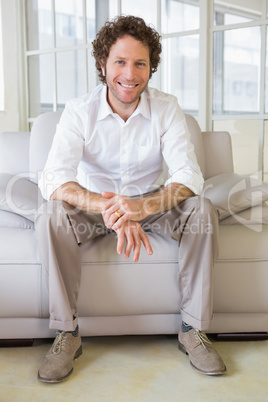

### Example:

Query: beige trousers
xmin=35 ymin=196 xmax=219 ymax=332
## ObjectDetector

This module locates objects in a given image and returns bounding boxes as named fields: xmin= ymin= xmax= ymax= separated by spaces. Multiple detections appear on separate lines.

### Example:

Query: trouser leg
xmin=35 ymin=200 xmax=108 ymax=331
xmin=141 ymin=196 xmax=219 ymax=331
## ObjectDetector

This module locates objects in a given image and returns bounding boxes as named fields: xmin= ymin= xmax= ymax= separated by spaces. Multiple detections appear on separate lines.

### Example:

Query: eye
xmin=137 ymin=62 xmax=146 ymax=67
xmin=116 ymin=60 xmax=124 ymax=65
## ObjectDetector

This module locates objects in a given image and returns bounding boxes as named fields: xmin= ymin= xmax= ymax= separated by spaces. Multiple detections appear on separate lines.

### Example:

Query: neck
xmin=106 ymin=89 xmax=140 ymax=122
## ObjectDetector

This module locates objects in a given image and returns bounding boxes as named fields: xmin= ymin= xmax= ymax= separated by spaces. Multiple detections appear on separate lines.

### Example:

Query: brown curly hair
xmin=92 ymin=15 xmax=162 ymax=84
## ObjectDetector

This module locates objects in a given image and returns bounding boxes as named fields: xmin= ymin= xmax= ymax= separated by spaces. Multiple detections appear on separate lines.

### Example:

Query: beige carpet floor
xmin=0 ymin=334 xmax=268 ymax=401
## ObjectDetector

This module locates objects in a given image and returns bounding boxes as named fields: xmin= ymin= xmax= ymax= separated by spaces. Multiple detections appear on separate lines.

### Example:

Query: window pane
xmin=213 ymin=27 xmax=261 ymax=114
xmin=214 ymin=0 xmax=262 ymax=26
xmin=0 ymin=1 xmax=4 ymax=111
xmin=56 ymin=50 xmax=87 ymax=109
xmin=87 ymin=0 xmax=116 ymax=42
xmin=264 ymin=122 xmax=268 ymax=183
xmin=121 ymin=0 xmax=157 ymax=27
xmin=213 ymin=120 xmax=259 ymax=176
xmin=162 ymin=0 xmax=199 ymax=33
xmin=88 ymin=49 xmax=98 ymax=89
xmin=86 ymin=0 xmax=96 ymax=42
xmin=55 ymin=0 xmax=84 ymax=47
xmin=26 ymin=0 xmax=53 ymax=50
xmin=266 ymin=30 xmax=268 ymax=114
xmin=161 ymin=35 xmax=199 ymax=113
xmin=28 ymin=53 xmax=55 ymax=117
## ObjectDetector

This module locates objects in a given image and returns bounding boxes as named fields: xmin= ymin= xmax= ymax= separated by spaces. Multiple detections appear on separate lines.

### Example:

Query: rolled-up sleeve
xmin=161 ymin=102 xmax=204 ymax=195
xmin=38 ymin=101 xmax=85 ymax=200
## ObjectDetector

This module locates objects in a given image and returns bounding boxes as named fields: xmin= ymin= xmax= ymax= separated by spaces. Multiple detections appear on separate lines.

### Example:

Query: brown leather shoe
xmin=178 ymin=327 xmax=226 ymax=376
xmin=38 ymin=331 xmax=82 ymax=383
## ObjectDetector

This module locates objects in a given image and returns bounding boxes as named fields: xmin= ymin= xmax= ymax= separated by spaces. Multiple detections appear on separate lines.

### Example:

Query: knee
xmin=35 ymin=200 xmax=69 ymax=230
xmin=193 ymin=196 xmax=218 ymax=222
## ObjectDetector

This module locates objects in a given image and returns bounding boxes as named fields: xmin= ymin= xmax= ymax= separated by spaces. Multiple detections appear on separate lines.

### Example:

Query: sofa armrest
xmin=202 ymin=131 xmax=234 ymax=179
xmin=204 ymin=173 xmax=268 ymax=220
xmin=0 ymin=131 xmax=30 ymax=176
xmin=0 ymin=173 xmax=43 ymax=222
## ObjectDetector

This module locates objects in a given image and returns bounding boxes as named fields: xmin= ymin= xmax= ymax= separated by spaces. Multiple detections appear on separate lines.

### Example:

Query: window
xmin=0 ymin=1 xmax=4 ymax=111
xmin=24 ymin=0 xmax=201 ymax=121
xmin=212 ymin=0 xmax=268 ymax=182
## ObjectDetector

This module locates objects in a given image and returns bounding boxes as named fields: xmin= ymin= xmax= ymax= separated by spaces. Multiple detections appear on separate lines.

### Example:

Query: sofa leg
xmin=0 ymin=339 xmax=34 ymax=347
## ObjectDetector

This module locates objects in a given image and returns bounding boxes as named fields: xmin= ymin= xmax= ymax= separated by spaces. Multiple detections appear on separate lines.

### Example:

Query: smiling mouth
xmin=118 ymin=82 xmax=139 ymax=88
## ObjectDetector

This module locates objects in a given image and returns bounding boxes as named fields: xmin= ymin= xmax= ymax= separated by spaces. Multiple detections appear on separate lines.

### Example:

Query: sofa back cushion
xmin=202 ymin=131 xmax=234 ymax=179
xmin=185 ymin=114 xmax=206 ymax=177
xmin=29 ymin=111 xmax=62 ymax=183
xmin=0 ymin=132 xmax=30 ymax=176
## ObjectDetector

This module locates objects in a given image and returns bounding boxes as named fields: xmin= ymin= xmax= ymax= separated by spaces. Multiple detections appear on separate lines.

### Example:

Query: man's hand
xmin=114 ymin=221 xmax=153 ymax=262
xmin=102 ymin=192 xmax=145 ymax=230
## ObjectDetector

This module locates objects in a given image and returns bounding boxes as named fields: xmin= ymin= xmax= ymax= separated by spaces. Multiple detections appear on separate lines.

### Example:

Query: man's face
xmin=103 ymin=35 xmax=150 ymax=115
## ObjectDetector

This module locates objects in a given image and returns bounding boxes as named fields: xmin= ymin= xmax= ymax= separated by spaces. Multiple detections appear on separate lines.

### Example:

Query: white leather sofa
xmin=0 ymin=112 xmax=268 ymax=340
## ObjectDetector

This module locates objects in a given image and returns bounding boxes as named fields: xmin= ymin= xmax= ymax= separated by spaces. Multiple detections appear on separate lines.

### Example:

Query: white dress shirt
xmin=39 ymin=84 xmax=204 ymax=200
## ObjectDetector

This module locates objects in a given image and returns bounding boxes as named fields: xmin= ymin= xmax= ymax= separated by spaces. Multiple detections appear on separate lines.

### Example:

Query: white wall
xmin=0 ymin=0 xmax=26 ymax=131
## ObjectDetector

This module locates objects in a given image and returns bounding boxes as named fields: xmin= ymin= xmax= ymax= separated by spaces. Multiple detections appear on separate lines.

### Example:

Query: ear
xmin=100 ymin=62 xmax=105 ymax=76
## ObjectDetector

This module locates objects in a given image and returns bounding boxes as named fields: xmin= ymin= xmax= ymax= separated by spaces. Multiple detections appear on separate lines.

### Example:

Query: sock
xmin=58 ymin=325 xmax=79 ymax=337
xmin=70 ymin=325 xmax=79 ymax=337
xmin=182 ymin=321 xmax=193 ymax=333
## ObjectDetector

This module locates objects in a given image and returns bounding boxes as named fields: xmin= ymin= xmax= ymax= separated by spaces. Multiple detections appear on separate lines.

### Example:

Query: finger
xmin=102 ymin=192 xmax=117 ymax=212
xmin=124 ymin=227 xmax=135 ymax=260
xmin=139 ymin=230 xmax=153 ymax=256
xmin=106 ymin=210 xmax=125 ymax=229
xmin=112 ymin=213 xmax=128 ymax=230
xmin=102 ymin=191 xmax=115 ymax=199
xmin=132 ymin=228 xmax=142 ymax=262
xmin=116 ymin=229 xmax=125 ymax=255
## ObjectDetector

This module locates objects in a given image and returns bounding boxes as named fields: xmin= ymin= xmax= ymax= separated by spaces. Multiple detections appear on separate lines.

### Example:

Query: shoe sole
xmin=38 ymin=344 xmax=83 ymax=384
xmin=178 ymin=341 xmax=226 ymax=376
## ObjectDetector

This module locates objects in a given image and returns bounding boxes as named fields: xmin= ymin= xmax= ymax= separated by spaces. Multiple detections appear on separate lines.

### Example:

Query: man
xmin=36 ymin=15 xmax=226 ymax=383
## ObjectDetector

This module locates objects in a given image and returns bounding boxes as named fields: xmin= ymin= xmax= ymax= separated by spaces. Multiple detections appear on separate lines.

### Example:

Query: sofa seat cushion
xmin=78 ymin=233 xmax=181 ymax=317
xmin=0 ymin=227 xmax=39 ymax=261
xmin=0 ymin=210 xmax=34 ymax=229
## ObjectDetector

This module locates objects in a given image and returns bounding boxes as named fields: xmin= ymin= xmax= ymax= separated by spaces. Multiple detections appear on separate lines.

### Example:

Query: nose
xmin=124 ymin=63 xmax=135 ymax=81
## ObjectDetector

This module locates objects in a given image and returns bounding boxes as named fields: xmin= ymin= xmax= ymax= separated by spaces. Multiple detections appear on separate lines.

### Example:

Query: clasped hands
xmin=101 ymin=191 xmax=153 ymax=262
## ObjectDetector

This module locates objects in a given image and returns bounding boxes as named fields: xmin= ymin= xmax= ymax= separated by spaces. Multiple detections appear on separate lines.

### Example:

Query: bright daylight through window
xmin=0 ymin=1 xmax=4 ymax=111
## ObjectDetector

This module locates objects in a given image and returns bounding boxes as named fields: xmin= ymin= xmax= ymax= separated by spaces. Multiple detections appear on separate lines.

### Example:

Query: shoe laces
xmin=194 ymin=329 xmax=212 ymax=352
xmin=52 ymin=332 xmax=67 ymax=355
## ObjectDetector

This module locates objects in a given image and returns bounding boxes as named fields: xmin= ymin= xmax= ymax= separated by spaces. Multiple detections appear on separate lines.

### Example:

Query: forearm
xmin=140 ymin=182 xmax=195 ymax=218
xmin=50 ymin=181 xmax=105 ymax=213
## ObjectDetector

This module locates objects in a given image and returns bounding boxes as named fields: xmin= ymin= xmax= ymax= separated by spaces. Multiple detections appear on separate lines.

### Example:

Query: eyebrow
xmin=113 ymin=57 xmax=149 ymax=62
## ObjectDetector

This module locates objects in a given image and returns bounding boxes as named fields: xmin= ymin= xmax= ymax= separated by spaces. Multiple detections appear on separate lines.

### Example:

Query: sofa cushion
xmin=204 ymin=173 xmax=268 ymax=220
xmin=0 ymin=173 xmax=43 ymax=221
xmin=185 ymin=114 xmax=206 ymax=177
xmin=0 ymin=210 xmax=34 ymax=229
xmin=29 ymin=111 xmax=63 ymax=184
xmin=220 ymin=202 xmax=268 ymax=225
xmin=0 ymin=131 xmax=30 ymax=175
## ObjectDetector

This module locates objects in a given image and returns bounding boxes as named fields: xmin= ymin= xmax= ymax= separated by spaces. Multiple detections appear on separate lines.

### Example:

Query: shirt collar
xmin=97 ymin=85 xmax=113 ymax=121
xmin=96 ymin=85 xmax=151 ymax=121
xmin=135 ymin=89 xmax=151 ymax=120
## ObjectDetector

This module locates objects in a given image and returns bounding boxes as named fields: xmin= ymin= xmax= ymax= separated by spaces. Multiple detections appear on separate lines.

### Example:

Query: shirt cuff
xmin=38 ymin=171 xmax=78 ymax=200
xmin=165 ymin=170 xmax=204 ymax=195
